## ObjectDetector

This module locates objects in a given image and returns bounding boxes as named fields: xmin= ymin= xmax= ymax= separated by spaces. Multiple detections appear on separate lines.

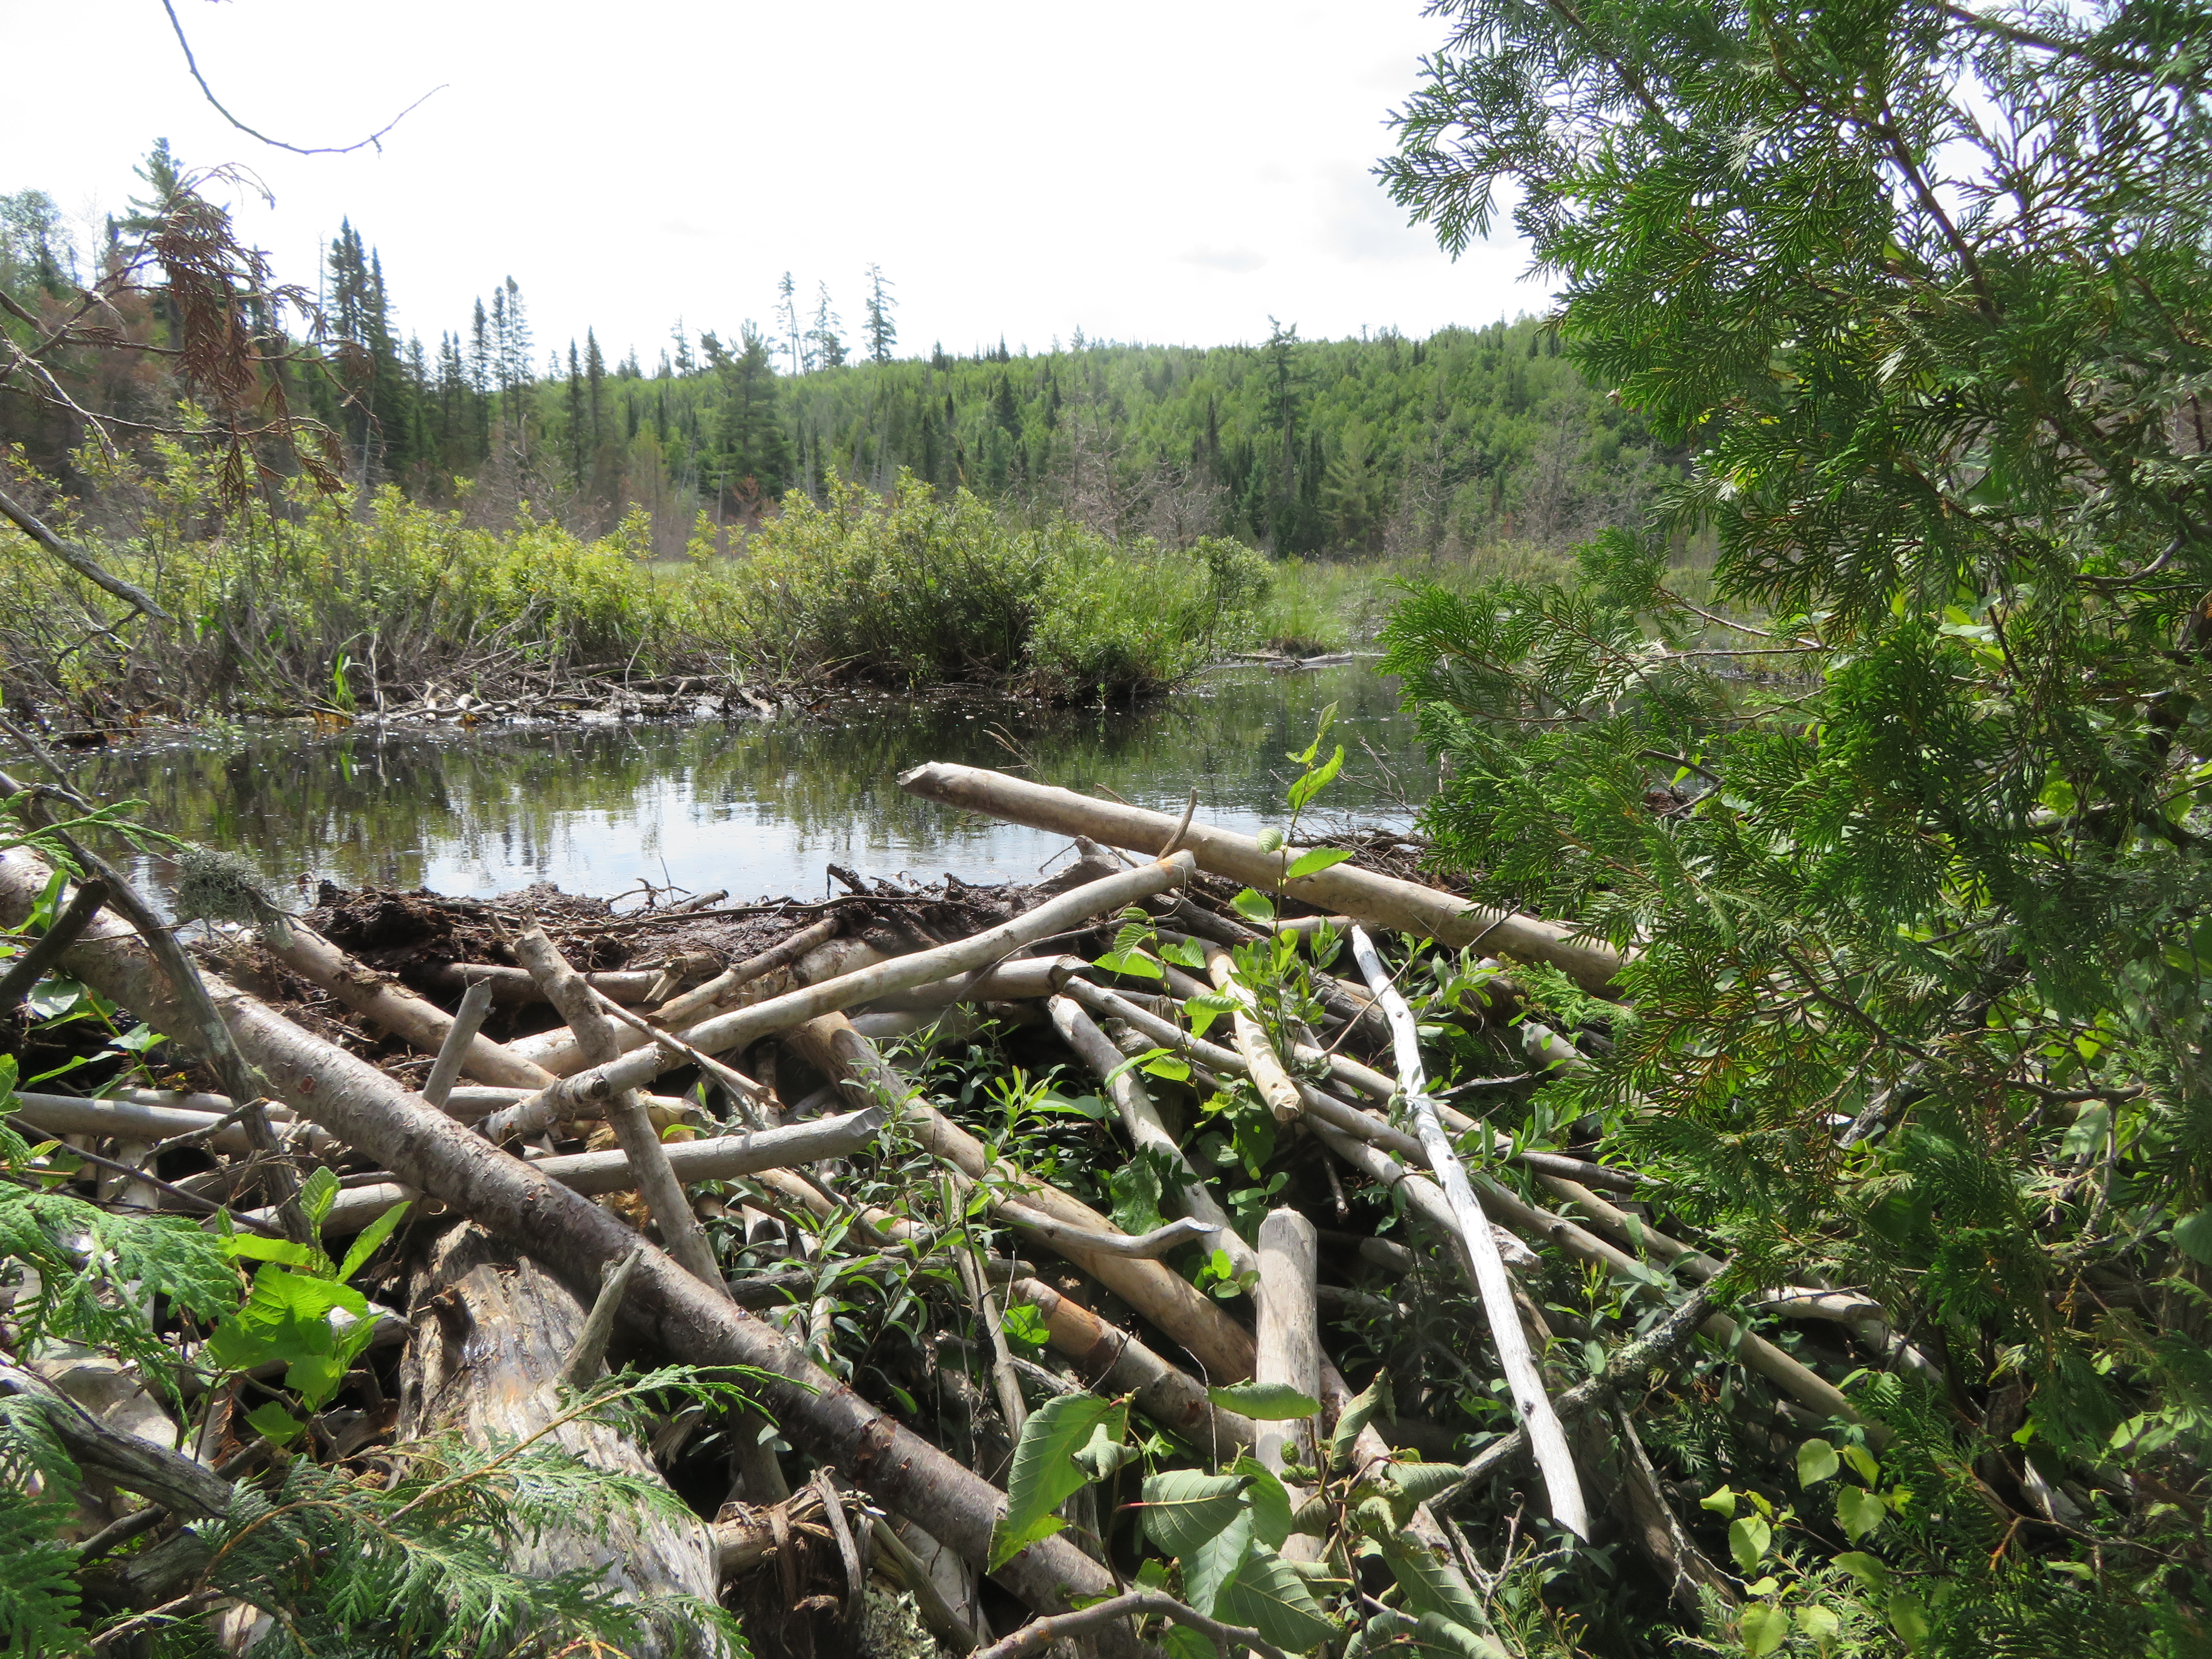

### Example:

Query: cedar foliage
xmin=1378 ymin=0 xmax=2212 ymax=1649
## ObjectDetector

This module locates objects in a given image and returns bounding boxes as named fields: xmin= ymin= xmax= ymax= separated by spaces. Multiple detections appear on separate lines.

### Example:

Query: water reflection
xmin=62 ymin=666 xmax=1422 ymax=902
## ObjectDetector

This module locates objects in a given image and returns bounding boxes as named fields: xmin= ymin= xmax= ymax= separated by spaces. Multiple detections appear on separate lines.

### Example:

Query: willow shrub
xmin=702 ymin=471 xmax=1272 ymax=696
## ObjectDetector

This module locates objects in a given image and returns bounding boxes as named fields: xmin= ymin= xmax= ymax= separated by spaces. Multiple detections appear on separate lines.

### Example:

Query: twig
xmin=0 ymin=876 xmax=109 ymax=1008
xmin=421 ymin=979 xmax=493 ymax=1110
xmin=559 ymin=1245 xmax=645 ymax=1388
xmin=969 ymin=1589 xmax=1285 ymax=1659
xmin=0 ymin=484 xmax=171 ymax=620
xmin=29 ymin=1144 xmax=286 ymax=1237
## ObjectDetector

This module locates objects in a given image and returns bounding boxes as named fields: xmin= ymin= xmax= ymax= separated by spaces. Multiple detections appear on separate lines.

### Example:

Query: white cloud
xmin=3 ymin=0 xmax=1558 ymax=359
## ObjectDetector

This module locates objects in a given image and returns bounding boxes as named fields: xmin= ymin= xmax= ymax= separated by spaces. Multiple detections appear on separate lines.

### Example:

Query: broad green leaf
xmin=1737 ymin=1601 xmax=1789 ymax=1657
xmin=1140 ymin=1053 xmax=1191 ymax=1083
xmin=1181 ymin=1506 xmax=1253 ymax=1615
xmin=1230 ymin=1454 xmax=1293 ymax=1548
xmin=337 ymin=1201 xmax=410 ymax=1283
xmin=299 ymin=1165 xmax=341 ymax=1230
xmin=1700 ymin=1486 xmax=1737 ymax=1519
xmin=1001 ymin=1303 xmax=1050 ymax=1350
xmin=987 ymin=1392 xmax=1128 ymax=1571
xmin=1094 ymin=946 xmax=1164 ymax=980
xmin=245 ymin=1401 xmax=306 ymax=1444
xmin=1285 ymin=846 xmax=1356 ymax=881
xmin=2060 ymin=1103 xmax=2111 ymax=1159
xmin=1837 ymin=1485 xmax=1886 ymax=1541
xmin=1329 ymin=1369 xmax=1390 ymax=1473
xmin=1382 ymin=1535 xmax=1489 ymax=1633
xmin=1889 ymin=1591 xmax=1931 ymax=1651
xmin=1216 ymin=1545 xmax=1338 ymax=1652
xmin=1839 ymin=1443 xmax=1881 ymax=1484
xmin=1159 ymin=938 xmax=1208 ymax=970
xmin=1138 ymin=1468 xmax=1249 ymax=1557
xmin=221 ymin=1234 xmax=318 ymax=1267
xmin=1833 ymin=1551 xmax=1889 ymax=1590
xmin=1389 ymin=1460 xmax=1466 ymax=1506
xmin=1797 ymin=1438 xmax=1839 ymax=1486
xmin=1208 ymin=1381 xmax=1320 ymax=1420
xmin=1406 ymin=1614 xmax=1511 ymax=1659
xmin=1729 ymin=1513 xmax=1772 ymax=1573
xmin=1286 ymin=745 xmax=1345 ymax=811
xmin=1230 ymin=888 xmax=1278 ymax=924
xmin=2174 ymin=1207 xmax=2212 ymax=1265
xmin=1160 ymin=1628 xmax=1215 ymax=1659
xmin=1796 ymin=1605 xmax=1842 ymax=1640
xmin=1184 ymin=991 xmax=1241 ymax=1039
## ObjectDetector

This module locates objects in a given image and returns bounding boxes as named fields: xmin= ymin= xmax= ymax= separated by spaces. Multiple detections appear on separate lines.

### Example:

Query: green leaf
xmin=1837 ymin=1485 xmax=1886 ymax=1541
xmin=1141 ymin=1053 xmax=1192 ymax=1083
xmin=1700 ymin=1485 xmax=1737 ymax=1519
xmin=1330 ymin=1370 xmax=1390 ymax=1473
xmin=1159 ymin=938 xmax=1208 ymax=970
xmin=1796 ymin=1605 xmax=1842 ymax=1641
xmin=1181 ymin=1506 xmax=1253 ymax=1615
xmin=1833 ymin=1551 xmax=1889 ymax=1591
xmin=1160 ymin=1627 xmax=1216 ymax=1659
xmin=1285 ymin=846 xmax=1355 ymax=881
xmin=337 ymin=1202 xmax=410 ymax=1283
xmin=1138 ymin=1468 xmax=1250 ymax=1557
xmin=1389 ymin=1460 xmax=1465 ymax=1506
xmin=221 ymin=1234 xmax=319 ymax=1266
xmin=1094 ymin=946 xmax=1164 ymax=980
xmin=2061 ymin=1103 xmax=2112 ymax=1159
xmin=1381 ymin=1535 xmax=1489 ymax=1634
xmin=1230 ymin=888 xmax=1278 ymax=924
xmin=1001 ymin=1302 xmax=1050 ymax=1350
xmin=1797 ymin=1437 xmax=1839 ymax=1486
xmin=1405 ymin=1615 xmax=1511 ymax=1659
xmin=2174 ymin=1207 xmax=2212 ymax=1265
xmin=1839 ymin=1443 xmax=1881 ymax=1484
xmin=1728 ymin=1513 xmax=1772 ymax=1574
xmin=1216 ymin=1544 xmax=1338 ymax=1652
xmin=245 ymin=1401 xmax=306 ymax=1444
xmin=299 ymin=1165 xmax=341 ymax=1230
xmin=1286 ymin=745 xmax=1345 ymax=812
xmin=1889 ymin=1591 xmax=1931 ymax=1651
xmin=1208 ymin=1380 xmax=1320 ymax=1420
xmin=1231 ymin=1454 xmax=1294 ymax=1548
xmin=1184 ymin=991 xmax=1241 ymax=1039
xmin=1737 ymin=1601 xmax=1789 ymax=1657
xmin=987 ymin=1392 xmax=1128 ymax=1571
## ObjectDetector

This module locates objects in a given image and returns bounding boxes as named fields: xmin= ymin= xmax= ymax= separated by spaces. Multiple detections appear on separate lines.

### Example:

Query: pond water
xmin=52 ymin=664 xmax=1430 ymax=907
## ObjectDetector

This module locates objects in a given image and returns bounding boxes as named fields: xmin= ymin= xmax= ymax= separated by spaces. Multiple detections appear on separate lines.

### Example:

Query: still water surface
xmin=62 ymin=665 xmax=1425 ymax=904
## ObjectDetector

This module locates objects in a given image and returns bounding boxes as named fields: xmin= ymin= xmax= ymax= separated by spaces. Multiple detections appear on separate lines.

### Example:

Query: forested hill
xmin=2 ymin=173 xmax=1674 ymax=558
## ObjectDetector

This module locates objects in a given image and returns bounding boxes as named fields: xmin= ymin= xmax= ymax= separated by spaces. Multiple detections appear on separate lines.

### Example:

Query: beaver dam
xmin=0 ymin=757 xmax=1904 ymax=1659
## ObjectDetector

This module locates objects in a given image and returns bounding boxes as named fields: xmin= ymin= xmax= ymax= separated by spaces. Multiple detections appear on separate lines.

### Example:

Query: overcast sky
xmin=7 ymin=0 xmax=1548 ymax=368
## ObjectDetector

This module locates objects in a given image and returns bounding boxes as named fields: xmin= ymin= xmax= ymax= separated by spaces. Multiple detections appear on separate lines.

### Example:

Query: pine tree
xmin=862 ymin=264 xmax=898 ymax=364
xmin=776 ymin=271 xmax=802 ymax=377
xmin=809 ymin=282 xmax=845 ymax=370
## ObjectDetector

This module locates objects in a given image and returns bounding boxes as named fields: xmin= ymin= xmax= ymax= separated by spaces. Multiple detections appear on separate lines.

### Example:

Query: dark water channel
xmin=56 ymin=665 xmax=1426 ymax=906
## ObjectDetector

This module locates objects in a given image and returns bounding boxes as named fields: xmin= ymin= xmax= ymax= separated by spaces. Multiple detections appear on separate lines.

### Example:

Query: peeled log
xmin=898 ymin=761 xmax=1627 ymax=994
xmin=0 ymin=844 xmax=1129 ymax=1635
xmin=399 ymin=1226 xmax=724 ymax=1658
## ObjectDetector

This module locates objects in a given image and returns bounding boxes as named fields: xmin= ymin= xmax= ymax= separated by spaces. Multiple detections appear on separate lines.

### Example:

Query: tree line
xmin=2 ymin=145 xmax=1674 ymax=560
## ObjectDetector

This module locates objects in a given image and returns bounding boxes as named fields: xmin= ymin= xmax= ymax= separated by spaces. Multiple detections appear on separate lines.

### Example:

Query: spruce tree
xmin=862 ymin=264 xmax=897 ymax=364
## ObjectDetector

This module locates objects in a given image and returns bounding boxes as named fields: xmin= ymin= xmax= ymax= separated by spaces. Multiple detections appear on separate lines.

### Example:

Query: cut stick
xmin=786 ymin=1012 xmax=1258 ymax=1384
xmin=259 ymin=923 xmax=555 ymax=1091
xmin=13 ymin=1091 xmax=339 ymax=1157
xmin=0 ymin=876 xmax=108 ymax=1009
xmin=560 ymin=1243 xmax=646 ymax=1388
xmin=1006 ymin=1278 xmax=1257 ymax=1455
xmin=422 ymin=980 xmax=494 ymax=1109
xmin=274 ymin=1111 xmax=884 ymax=1235
xmin=512 ymin=926 xmax=722 ymax=1290
xmin=1254 ymin=1209 xmax=1325 ymax=1564
xmin=429 ymin=962 xmax=661 ymax=1004
xmin=0 ymin=844 xmax=1132 ymax=1634
xmin=506 ymin=852 xmax=1198 ymax=1130
xmin=898 ymin=761 xmax=1627 ymax=993
xmin=1350 ymin=925 xmax=1589 ymax=1539
xmin=1047 ymin=995 xmax=1258 ymax=1277
xmin=1202 ymin=946 xmax=1304 ymax=1124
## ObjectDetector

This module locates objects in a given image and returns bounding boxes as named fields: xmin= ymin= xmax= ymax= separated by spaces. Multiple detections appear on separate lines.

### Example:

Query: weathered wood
xmin=1350 ymin=925 xmax=1590 ymax=1539
xmin=787 ymin=1012 xmax=1258 ymax=1383
xmin=512 ymin=926 xmax=721 ymax=1290
xmin=398 ymin=1227 xmax=724 ymax=1659
xmin=260 ymin=923 xmax=555 ymax=1091
xmin=12 ymin=1091 xmax=338 ymax=1157
xmin=422 ymin=979 xmax=494 ymax=1109
xmin=897 ymin=761 xmax=1626 ymax=993
xmin=429 ymin=962 xmax=662 ymax=1004
xmin=0 ymin=844 xmax=1132 ymax=1633
xmin=1005 ymin=1278 xmax=1257 ymax=1455
xmin=0 ymin=876 xmax=108 ymax=1009
xmin=1254 ymin=1210 xmax=1324 ymax=1563
xmin=1203 ymin=946 xmax=1305 ymax=1124
xmin=512 ymin=853 xmax=1198 ymax=1124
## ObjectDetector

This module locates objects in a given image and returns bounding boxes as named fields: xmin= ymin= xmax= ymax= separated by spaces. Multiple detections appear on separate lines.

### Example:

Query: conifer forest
xmin=4 ymin=1 xmax=2212 ymax=1657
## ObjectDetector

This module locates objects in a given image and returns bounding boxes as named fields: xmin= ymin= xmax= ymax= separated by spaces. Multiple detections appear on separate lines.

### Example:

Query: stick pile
xmin=0 ymin=762 xmax=1909 ymax=1656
